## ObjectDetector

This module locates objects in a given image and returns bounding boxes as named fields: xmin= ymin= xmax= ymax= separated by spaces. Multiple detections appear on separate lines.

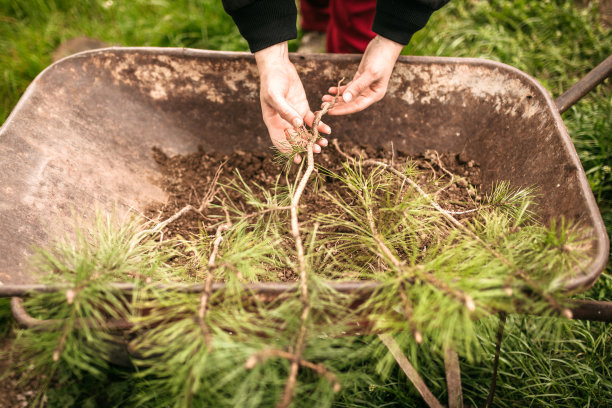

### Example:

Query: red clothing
xmin=300 ymin=0 xmax=376 ymax=54
xmin=299 ymin=0 xmax=329 ymax=32
xmin=223 ymin=0 xmax=449 ymax=53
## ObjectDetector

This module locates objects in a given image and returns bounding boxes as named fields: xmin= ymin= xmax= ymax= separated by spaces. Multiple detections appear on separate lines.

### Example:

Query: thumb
xmin=342 ymin=76 xmax=370 ymax=103
xmin=269 ymin=94 xmax=304 ymax=128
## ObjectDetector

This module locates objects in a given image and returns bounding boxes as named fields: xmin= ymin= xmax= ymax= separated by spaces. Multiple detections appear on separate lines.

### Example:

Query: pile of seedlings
xmin=10 ymin=91 xmax=593 ymax=407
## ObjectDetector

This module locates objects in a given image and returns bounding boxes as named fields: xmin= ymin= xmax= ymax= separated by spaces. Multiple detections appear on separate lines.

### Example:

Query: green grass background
xmin=1 ymin=0 xmax=611 ymax=406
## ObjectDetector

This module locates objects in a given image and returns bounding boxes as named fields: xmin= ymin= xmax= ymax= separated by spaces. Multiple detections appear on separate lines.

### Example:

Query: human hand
xmin=322 ymin=35 xmax=403 ymax=115
xmin=255 ymin=42 xmax=330 ymax=164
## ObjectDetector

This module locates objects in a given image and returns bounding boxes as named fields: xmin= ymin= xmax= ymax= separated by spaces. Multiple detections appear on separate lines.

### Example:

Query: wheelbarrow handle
xmin=555 ymin=54 xmax=612 ymax=114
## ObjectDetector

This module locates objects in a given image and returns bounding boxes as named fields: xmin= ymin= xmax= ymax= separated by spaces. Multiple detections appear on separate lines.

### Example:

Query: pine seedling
xmin=8 ymin=82 xmax=597 ymax=407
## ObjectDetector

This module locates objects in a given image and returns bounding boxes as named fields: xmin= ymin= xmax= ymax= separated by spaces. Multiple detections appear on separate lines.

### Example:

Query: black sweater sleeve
xmin=222 ymin=0 xmax=297 ymax=53
xmin=373 ymin=0 xmax=450 ymax=45
xmin=222 ymin=0 xmax=449 ymax=53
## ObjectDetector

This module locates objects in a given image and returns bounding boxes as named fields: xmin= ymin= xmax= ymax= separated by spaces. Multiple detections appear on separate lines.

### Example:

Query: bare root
xmin=198 ymin=221 xmax=231 ymax=351
xmin=243 ymin=80 xmax=344 ymax=408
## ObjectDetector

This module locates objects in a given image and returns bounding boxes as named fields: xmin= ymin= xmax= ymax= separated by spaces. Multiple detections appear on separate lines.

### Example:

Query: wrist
xmin=255 ymin=42 xmax=290 ymax=70
xmin=369 ymin=35 xmax=404 ymax=58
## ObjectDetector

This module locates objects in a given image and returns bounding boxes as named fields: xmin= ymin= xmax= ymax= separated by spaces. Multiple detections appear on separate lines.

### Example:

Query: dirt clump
xmin=146 ymin=140 xmax=482 ymax=240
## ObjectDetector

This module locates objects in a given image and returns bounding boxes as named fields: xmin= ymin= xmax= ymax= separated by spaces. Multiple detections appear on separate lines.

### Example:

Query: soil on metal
xmin=146 ymin=140 xmax=482 ymax=239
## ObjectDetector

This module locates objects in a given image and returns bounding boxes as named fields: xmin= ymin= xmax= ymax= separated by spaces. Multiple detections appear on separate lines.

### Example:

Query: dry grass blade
xmin=378 ymin=333 xmax=444 ymax=408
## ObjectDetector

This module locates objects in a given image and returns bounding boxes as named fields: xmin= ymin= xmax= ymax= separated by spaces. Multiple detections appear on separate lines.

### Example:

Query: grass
xmin=0 ymin=0 xmax=611 ymax=407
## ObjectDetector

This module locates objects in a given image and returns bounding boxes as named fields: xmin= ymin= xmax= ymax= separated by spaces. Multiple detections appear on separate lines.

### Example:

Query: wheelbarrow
xmin=0 ymin=49 xmax=610 ymax=404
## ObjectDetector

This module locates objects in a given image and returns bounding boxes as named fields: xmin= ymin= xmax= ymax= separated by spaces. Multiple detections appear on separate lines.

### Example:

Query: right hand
xmin=255 ymin=42 xmax=330 ymax=164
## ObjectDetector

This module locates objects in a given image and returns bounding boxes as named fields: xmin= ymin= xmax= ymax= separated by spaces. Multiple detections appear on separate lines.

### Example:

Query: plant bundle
xmin=9 ymin=90 xmax=593 ymax=408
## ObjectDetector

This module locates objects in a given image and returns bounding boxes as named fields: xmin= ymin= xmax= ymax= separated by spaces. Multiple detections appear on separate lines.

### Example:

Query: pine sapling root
xmin=278 ymin=82 xmax=343 ymax=408
xmin=198 ymin=221 xmax=231 ymax=351
xmin=197 ymin=159 xmax=226 ymax=213
xmin=244 ymin=80 xmax=344 ymax=408
xmin=129 ymin=161 xmax=226 ymax=250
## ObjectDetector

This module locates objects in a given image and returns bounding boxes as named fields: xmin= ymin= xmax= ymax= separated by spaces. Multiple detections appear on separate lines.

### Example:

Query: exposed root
xmin=198 ymin=160 xmax=226 ymax=213
xmin=198 ymin=221 xmax=232 ymax=351
xmin=129 ymin=161 xmax=226 ymax=250
xmin=129 ymin=204 xmax=194 ymax=251
xmin=425 ymin=149 xmax=455 ymax=180
xmin=244 ymin=80 xmax=343 ymax=408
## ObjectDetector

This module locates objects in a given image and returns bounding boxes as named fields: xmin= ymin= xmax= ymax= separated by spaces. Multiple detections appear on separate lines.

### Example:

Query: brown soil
xmin=0 ymin=337 xmax=38 ymax=408
xmin=0 ymin=141 xmax=482 ymax=406
xmin=146 ymin=140 xmax=482 ymax=240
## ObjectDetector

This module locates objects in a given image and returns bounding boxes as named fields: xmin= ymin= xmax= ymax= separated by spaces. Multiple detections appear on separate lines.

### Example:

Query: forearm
xmin=222 ymin=0 xmax=297 ymax=52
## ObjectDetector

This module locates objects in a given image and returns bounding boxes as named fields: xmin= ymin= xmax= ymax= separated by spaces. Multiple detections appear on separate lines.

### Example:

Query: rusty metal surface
xmin=0 ymin=48 xmax=608 ymax=292
xmin=10 ymin=297 xmax=57 ymax=329
xmin=0 ymin=280 xmax=381 ymax=297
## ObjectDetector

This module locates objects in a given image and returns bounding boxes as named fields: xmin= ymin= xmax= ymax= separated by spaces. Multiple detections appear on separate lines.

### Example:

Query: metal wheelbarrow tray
xmin=0 ymin=48 xmax=609 ymax=321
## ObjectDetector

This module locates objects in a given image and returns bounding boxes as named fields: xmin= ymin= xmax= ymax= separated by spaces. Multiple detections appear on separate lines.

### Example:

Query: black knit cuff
xmin=228 ymin=0 xmax=297 ymax=53
xmin=372 ymin=0 xmax=436 ymax=45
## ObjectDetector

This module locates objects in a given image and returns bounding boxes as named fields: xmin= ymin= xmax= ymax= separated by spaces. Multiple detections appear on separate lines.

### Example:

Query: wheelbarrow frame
xmin=0 ymin=49 xmax=610 ymax=323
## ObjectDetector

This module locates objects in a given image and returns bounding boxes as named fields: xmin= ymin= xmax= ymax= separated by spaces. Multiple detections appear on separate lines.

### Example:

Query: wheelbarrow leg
xmin=569 ymin=299 xmax=612 ymax=322
xmin=444 ymin=347 xmax=463 ymax=408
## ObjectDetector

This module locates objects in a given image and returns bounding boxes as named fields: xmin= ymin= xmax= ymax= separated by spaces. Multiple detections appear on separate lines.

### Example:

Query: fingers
xmin=265 ymin=108 xmax=330 ymax=165
xmin=340 ymin=76 xmax=370 ymax=104
xmin=325 ymin=95 xmax=377 ymax=115
xmin=322 ymin=76 xmax=385 ymax=115
xmin=322 ymin=77 xmax=378 ymax=115
xmin=292 ymin=138 xmax=324 ymax=163
xmin=304 ymin=111 xmax=332 ymax=135
xmin=327 ymin=85 xmax=348 ymax=97
xmin=268 ymin=93 xmax=304 ymax=128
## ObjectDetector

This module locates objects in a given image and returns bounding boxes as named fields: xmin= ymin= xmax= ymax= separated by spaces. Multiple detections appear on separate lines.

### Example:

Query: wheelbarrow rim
xmin=0 ymin=48 xmax=608 ymax=296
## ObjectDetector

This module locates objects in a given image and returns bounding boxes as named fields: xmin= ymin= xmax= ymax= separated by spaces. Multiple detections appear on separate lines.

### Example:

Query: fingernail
xmin=319 ymin=138 xmax=328 ymax=147
xmin=323 ymin=125 xmax=331 ymax=134
xmin=292 ymin=118 xmax=303 ymax=127
xmin=313 ymin=145 xmax=321 ymax=153
xmin=343 ymin=92 xmax=352 ymax=102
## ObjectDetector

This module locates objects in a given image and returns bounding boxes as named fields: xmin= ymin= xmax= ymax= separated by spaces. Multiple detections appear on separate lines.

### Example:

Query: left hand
xmin=322 ymin=35 xmax=403 ymax=116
